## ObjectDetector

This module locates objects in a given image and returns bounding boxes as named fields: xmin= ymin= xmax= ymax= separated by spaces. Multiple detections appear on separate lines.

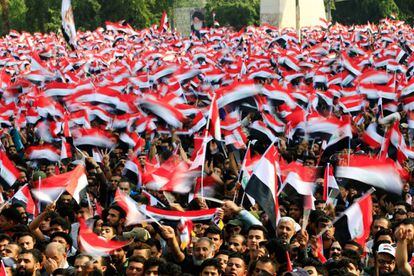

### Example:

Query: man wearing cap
xmin=375 ymin=243 xmax=396 ymax=275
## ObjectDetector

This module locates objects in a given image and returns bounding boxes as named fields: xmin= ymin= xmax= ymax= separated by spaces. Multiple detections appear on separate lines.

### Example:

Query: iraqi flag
xmin=61 ymin=0 xmax=77 ymax=50
xmin=13 ymin=184 xmax=37 ymax=215
xmin=323 ymin=163 xmax=340 ymax=203
xmin=334 ymin=193 xmax=373 ymax=246
xmin=0 ymin=151 xmax=19 ymax=186
xmin=78 ymin=219 xmax=130 ymax=256
xmin=140 ymin=205 xmax=217 ymax=222
xmin=335 ymin=155 xmax=403 ymax=194
xmin=245 ymin=145 xmax=280 ymax=229
xmin=122 ymin=156 xmax=142 ymax=185
xmin=26 ymin=145 xmax=61 ymax=162
xmin=31 ymin=165 xmax=88 ymax=203
xmin=73 ymin=128 xmax=116 ymax=149
xmin=280 ymin=162 xmax=316 ymax=196
xmin=114 ymin=188 xmax=146 ymax=226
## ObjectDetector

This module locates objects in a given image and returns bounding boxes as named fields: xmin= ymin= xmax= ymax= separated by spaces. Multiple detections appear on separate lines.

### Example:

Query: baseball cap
xmin=377 ymin=243 xmax=395 ymax=258
xmin=227 ymin=219 xmax=243 ymax=227
xmin=122 ymin=227 xmax=151 ymax=242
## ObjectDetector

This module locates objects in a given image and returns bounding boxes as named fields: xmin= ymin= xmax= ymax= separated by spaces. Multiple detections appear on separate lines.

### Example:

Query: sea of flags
xmin=0 ymin=3 xmax=412 ymax=256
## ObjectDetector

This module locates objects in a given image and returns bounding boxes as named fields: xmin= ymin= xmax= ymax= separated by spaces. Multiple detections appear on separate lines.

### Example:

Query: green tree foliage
xmin=205 ymin=0 xmax=260 ymax=30
xmin=332 ymin=0 xmax=413 ymax=25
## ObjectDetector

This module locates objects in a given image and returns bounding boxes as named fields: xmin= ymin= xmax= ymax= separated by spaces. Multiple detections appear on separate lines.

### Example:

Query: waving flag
xmin=26 ymin=145 xmax=60 ymax=162
xmin=0 ymin=151 xmax=19 ymax=186
xmin=245 ymin=145 xmax=280 ymax=229
xmin=114 ymin=189 xmax=145 ymax=226
xmin=31 ymin=165 xmax=88 ymax=203
xmin=281 ymin=162 xmax=316 ymax=196
xmin=334 ymin=193 xmax=373 ymax=246
xmin=61 ymin=0 xmax=77 ymax=50
xmin=323 ymin=163 xmax=339 ymax=203
xmin=73 ymin=128 xmax=116 ymax=149
xmin=13 ymin=184 xmax=37 ymax=215
xmin=78 ymin=219 xmax=130 ymax=256
xmin=336 ymin=155 xmax=402 ymax=194
xmin=208 ymin=94 xmax=221 ymax=140
xmin=140 ymin=205 xmax=217 ymax=222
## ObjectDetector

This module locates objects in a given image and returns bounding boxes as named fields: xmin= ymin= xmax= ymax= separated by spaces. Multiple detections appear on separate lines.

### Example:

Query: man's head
xmin=17 ymin=249 xmax=41 ymax=276
xmin=132 ymin=244 xmax=151 ymax=260
xmin=227 ymin=234 xmax=246 ymax=253
xmin=45 ymin=242 xmax=67 ymax=268
xmin=100 ymin=224 xmax=116 ymax=240
xmin=16 ymin=232 xmax=36 ymax=251
xmin=329 ymin=241 xmax=342 ymax=260
xmin=143 ymin=257 xmax=162 ymax=276
xmin=106 ymin=205 xmax=126 ymax=227
xmin=118 ymin=178 xmax=132 ymax=195
xmin=200 ymin=258 xmax=222 ymax=276
xmin=0 ymin=234 xmax=11 ymax=252
xmin=110 ymin=245 xmax=127 ymax=265
xmin=276 ymin=217 xmax=297 ymax=244
xmin=74 ymin=254 xmax=93 ymax=276
xmin=251 ymin=256 xmax=276 ymax=276
xmin=205 ymin=226 xmax=223 ymax=253
xmin=0 ymin=207 xmax=22 ymax=229
xmin=126 ymin=255 xmax=145 ymax=276
xmin=50 ymin=232 xmax=73 ymax=253
xmin=12 ymin=203 xmax=28 ymax=224
xmin=193 ymin=237 xmax=216 ymax=266
xmin=375 ymin=243 xmax=396 ymax=274
xmin=50 ymin=217 xmax=70 ymax=234
xmin=214 ymin=250 xmax=229 ymax=272
xmin=225 ymin=253 xmax=246 ymax=276
xmin=371 ymin=217 xmax=391 ymax=236
xmin=2 ymin=242 xmax=21 ymax=259
xmin=247 ymin=225 xmax=267 ymax=251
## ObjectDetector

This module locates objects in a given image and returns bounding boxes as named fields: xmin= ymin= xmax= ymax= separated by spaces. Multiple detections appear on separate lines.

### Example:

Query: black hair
xmin=108 ymin=205 xmax=126 ymax=219
xmin=128 ymin=255 xmax=146 ymax=264
xmin=200 ymin=258 xmax=222 ymax=274
xmin=204 ymin=225 xmax=223 ymax=240
xmin=143 ymin=257 xmax=164 ymax=273
xmin=1 ymin=207 xmax=22 ymax=224
xmin=50 ymin=231 xmax=73 ymax=249
xmin=50 ymin=216 xmax=71 ymax=232
xmin=247 ymin=225 xmax=268 ymax=240
xmin=158 ymin=261 xmax=182 ymax=276
xmin=19 ymin=248 xmax=42 ymax=264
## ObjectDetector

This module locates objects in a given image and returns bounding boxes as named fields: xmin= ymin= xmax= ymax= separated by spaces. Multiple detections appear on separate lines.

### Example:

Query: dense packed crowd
xmin=0 ymin=16 xmax=412 ymax=276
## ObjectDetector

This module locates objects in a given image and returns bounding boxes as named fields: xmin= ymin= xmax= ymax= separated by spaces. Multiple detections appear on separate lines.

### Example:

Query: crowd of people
xmin=0 ymin=15 xmax=412 ymax=276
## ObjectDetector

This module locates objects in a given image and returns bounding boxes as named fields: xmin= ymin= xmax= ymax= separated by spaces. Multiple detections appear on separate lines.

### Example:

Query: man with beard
xmin=16 ymin=249 xmax=41 ymax=276
xmin=105 ymin=205 xmax=126 ymax=235
xmin=276 ymin=217 xmax=297 ymax=244
xmin=328 ymin=241 xmax=342 ymax=261
xmin=109 ymin=242 xmax=129 ymax=275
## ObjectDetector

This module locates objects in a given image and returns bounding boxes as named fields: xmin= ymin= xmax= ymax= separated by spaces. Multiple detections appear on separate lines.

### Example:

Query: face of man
xmin=303 ymin=266 xmax=318 ymax=276
xmin=329 ymin=241 xmax=342 ymax=260
xmin=18 ymin=236 xmax=35 ymax=250
xmin=118 ymin=181 xmax=131 ymax=195
xmin=372 ymin=218 xmax=389 ymax=236
xmin=228 ymin=236 xmax=246 ymax=253
xmin=46 ymin=165 xmax=56 ymax=177
xmin=144 ymin=265 xmax=158 ymax=276
xmin=215 ymin=253 xmax=228 ymax=271
xmin=276 ymin=221 xmax=295 ymax=243
xmin=46 ymin=247 xmax=66 ymax=267
xmin=60 ymin=194 xmax=72 ymax=205
xmin=247 ymin=230 xmax=265 ymax=250
xmin=100 ymin=226 xmax=116 ymax=240
xmin=50 ymin=224 xmax=66 ymax=235
xmin=252 ymin=261 xmax=275 ymax=276
xmin=288 ymin=205 xmax=302 ymax=221
xmin=2 ymin=243 xmax=20 ymax=259
xmin=17 ymin=253 xmax=39 ymax=276
xmin=16 ymin=207 xmax=28 ymax=224
xmin=346 ymin=262 xmax=360 ymax=276
xmin=150 ymin=245 xmax=161 ymax=258
xmin=110 ymin=248 xmax=126 ymax=264
xmin=106 ymin=209 xmax=122 ymax=227
xmin=0 ymin=239 xmax=10 ymax=252
xmin=74 ymin=256 xmax=91 ymax=275
xmin=193 ymin=240 xmax=214 ymax=265
xmin=225 ymin=257 xmax=246 ymax=276
xmin=376 ymin=253 xmax=396 ymax=274
xmin=206 ymin=233 xmax=222 ymax=253
xmin=126 ymin=261 xmax=144 ymax=276
xmin=201 ymin=266 xmax=220 ymax=276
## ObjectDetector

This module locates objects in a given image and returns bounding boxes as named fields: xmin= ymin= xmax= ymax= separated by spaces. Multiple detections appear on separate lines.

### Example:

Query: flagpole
xmin=316 ymin=187 xmax=376 ymax=238
xmin=233 ymin=142 xmax=251 ymax=202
